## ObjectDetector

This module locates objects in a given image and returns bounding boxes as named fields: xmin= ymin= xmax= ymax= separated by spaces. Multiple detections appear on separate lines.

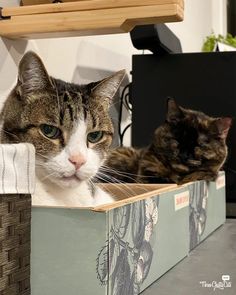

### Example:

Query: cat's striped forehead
xmin=50 ymin=78 xmax=112 ymax=133
xmin=53 ymin=78 xmax=88 ymax=121
xmin=57 ymin=89 xmax=83 ymax=126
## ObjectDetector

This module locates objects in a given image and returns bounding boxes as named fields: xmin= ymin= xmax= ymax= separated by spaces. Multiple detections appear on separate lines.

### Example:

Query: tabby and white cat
xmin=0 ymin=52 xmax=125 ymax=206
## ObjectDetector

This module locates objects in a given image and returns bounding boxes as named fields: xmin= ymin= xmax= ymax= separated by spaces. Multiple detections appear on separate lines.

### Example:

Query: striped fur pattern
xmin=105 ymin=99 xmax=232 ymax=184
xmin=0 ymin=52 xmax=126 ymax=206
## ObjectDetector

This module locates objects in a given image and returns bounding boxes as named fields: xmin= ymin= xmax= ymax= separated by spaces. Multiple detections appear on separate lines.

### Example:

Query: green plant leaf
xmin=202 ymin=33 xmax=236 ymax=52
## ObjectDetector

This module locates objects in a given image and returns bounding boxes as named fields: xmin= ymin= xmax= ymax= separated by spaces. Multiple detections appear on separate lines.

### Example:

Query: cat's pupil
xmin=40 ymin=124 xmax=61 ymax=139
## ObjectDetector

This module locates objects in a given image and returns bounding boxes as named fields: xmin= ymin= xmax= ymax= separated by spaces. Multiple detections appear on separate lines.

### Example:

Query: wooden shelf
xmin=0 ymin=0 xmax=184 ymax=39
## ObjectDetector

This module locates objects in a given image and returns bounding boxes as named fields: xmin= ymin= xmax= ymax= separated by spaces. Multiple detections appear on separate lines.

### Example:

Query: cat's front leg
xmin=177 ymin=171 xmax=218 ymax=184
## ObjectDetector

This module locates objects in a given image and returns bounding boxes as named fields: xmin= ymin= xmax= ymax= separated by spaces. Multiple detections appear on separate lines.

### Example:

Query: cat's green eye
xmin=87 ymin=131 xmax=104 ymax=144
xmin=40 ymin=124 xmax=61 ymax=139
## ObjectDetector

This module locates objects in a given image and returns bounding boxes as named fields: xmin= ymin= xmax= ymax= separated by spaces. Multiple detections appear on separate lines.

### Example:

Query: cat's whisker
xmin=100 ymin=165 xmax=152 ymax=181
xmin=35 ymin=163 xmax=46 ymax=168
xmin=91 ymin=176 xmax=118 ymax=197
xmin=96 ymin=170 xmax=127 ymax=183
xmin=40 ymin=171 xmax=58 ymax=181
xmin=100 ymin=168 xmax=140 ymax=184
xmin=95 ymin=172 xmax=141 ymax=197
xmin=95 ymin=172 xmax=118 ymax=183
xmin=95 ymin=177 xmax=136 ymax=198
xmin=99 ymin=167 xmax=157 ymax=195
xmin=88 ymin=179 xmax=96 ymax=188
xmin=35 ymin=152 xmax=51 ymax=161
xmin=100 ymin=165 xmax=138 ymax=179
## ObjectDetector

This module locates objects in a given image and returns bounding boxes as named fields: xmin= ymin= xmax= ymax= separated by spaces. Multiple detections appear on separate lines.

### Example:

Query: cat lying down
xmin=104 ymin=98 xmax=232 ymax=185
xmin=0 ymin=52 xmax=232 ymax=207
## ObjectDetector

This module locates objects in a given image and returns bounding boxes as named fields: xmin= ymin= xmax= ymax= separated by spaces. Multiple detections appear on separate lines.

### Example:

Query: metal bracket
xmin=0 ymin=7 xmax=11 ymax=20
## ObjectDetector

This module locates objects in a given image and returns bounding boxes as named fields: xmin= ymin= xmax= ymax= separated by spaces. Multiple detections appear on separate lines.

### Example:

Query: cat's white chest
xmin=33 ymin=177 xmax=114 ymax=207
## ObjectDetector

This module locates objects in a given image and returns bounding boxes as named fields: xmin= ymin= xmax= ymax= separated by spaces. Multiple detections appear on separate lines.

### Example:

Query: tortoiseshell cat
xmin=104 ymin=99 xmax=232 ymax=184
xmin=0 ymin=52 xmax=125 ymax=206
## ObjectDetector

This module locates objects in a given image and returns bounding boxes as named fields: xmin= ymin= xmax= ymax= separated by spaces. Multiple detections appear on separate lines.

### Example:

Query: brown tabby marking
xmin=0 ymin=52 xmax=124 ymax=162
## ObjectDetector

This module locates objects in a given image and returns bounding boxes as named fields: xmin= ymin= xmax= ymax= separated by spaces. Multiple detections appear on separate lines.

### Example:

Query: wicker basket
xmin=0 ymin=194 xmax=31 ymax=294
xmin=0 ymin=144 xmax=35 ymax=295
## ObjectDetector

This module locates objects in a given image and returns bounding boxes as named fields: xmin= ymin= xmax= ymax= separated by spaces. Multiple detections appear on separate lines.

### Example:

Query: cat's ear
xmin=166 ymin=98 xmax=183 ymax=123
xmin=91 ymin=70 xmax=126 ymax=105
xmin=16 ymin=51 xmax=53 ymax=97
xmin=214 ymin=117 xmax=232 ymax=139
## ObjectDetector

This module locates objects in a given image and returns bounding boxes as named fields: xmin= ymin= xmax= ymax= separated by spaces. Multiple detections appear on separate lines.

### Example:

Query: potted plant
xmin=202 ymin=33 xmax=236 ymax=52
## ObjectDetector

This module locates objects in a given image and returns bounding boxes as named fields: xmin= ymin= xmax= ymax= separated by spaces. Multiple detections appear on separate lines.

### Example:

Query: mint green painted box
xmin=31 ymin=175 xmax=226 ymax=295
xmin=189 ymin=172 xmax=226 ymax=250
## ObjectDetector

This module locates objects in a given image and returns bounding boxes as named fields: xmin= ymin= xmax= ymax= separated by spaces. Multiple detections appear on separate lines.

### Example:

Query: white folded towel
xmin=0 ymin=143 xmax=35 ymax=194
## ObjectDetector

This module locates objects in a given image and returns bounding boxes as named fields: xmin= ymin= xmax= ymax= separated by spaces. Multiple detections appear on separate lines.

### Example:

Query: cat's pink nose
xmin=69 ymin=154 xmax=86 ymax=170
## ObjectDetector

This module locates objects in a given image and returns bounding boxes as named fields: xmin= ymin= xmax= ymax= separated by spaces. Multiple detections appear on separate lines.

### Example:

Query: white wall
xmin=211 ymin=0 xmax=227 ymax=35
xmin=168 ymin=0 xmax=212 ymax=52
xmin=0 ymin=0 xmax=227 ymax=144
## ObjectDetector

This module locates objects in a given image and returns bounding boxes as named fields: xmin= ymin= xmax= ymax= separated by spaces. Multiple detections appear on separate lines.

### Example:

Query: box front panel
xmin=189 ymin=174 xmax=226 ymax=250
xmin=31 ymin=208 xmax=108 ymax=295
xmin=141 ymin=187 xmax=189 ymax=292
xmin=98 ymin=187 xmax=189 ymax=295
xmin=107 ymin=199 xmax=160 ymax=295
